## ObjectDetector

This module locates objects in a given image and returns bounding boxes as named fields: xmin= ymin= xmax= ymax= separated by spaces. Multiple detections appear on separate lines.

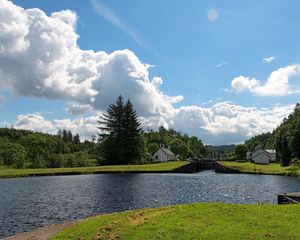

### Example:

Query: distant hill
xmin=207 ymin=144 xmax=236 ymax=153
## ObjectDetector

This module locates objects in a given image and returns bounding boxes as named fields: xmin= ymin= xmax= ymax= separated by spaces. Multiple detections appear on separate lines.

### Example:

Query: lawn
xmin=51 ymin=203 xmax=300 ymax=240
xmin=0 ymin=161 xmax=188 ymax=178
xmin=218 ymin=161 xmax=300 ymax=177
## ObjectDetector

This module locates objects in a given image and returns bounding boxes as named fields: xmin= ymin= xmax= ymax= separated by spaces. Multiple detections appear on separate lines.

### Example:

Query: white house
xmin=151 ymin=147 xmax=177 ymax=163
xmin=251 ymin=145 xmax=276 ymax=164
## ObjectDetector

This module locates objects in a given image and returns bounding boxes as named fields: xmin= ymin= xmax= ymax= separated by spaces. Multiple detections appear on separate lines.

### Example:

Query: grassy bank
xmin=218 ymin=161 xmax=300 ymax=177
xmin=0 ymin=161 xmax=188 ymax=178
xmin=51 ymin=203 xmax=300 ymax=240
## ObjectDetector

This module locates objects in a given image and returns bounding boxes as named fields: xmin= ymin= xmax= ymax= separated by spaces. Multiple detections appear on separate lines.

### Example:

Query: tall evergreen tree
xmin=98 ymin=96 xmax=142 ymax=164
xmin=123 ymin=99 xmax=142 ymax=163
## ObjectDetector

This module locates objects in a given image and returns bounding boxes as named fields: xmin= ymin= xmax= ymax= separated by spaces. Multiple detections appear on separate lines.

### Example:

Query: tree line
xmin=245 ymin=103 xmax=300 ymax=166
xmin=0 ymin=128 xmax=98 ymax=168
xmin=0 ymin=96 xmax=211 ymax=168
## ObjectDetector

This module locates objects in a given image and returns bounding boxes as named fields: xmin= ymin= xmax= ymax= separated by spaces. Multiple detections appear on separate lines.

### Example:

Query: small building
xmin=251 ymin=145 xmax=276 ymax=164
xmin=151 ymin=147 xmax=177 ymax=163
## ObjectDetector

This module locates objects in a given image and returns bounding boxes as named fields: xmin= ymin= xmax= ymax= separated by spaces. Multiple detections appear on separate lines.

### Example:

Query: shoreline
xmin=0 ymin=161 xmax=192 ymax=179
xmin=4 ymin=202 xmax=300 ymax=240
xmin=2 ymin=221 xmax=79 ymax=240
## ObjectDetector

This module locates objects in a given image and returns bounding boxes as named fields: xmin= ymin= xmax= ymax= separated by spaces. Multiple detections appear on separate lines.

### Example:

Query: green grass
xmin=51 ymin=203 xmax=300 ymax=240
xmin=218 ymin=161 xmax=300 ymax=177
xmin=0 ymin=161 xmax=188 ymax=178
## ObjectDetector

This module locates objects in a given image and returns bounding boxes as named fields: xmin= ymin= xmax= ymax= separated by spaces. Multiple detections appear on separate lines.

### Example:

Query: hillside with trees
xmin=0 ymin=128 xmax=98 ymax=168
xmin=0 ymin=96 xmax=212 ymax=169
xmin=245 ymin=103 xmax=300 ymax=166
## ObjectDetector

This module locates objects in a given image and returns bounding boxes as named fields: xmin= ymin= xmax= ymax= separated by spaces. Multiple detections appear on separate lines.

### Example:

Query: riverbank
xmin=48 ymin=203 xmax=300 ymax=240
xmin=0 ymin=161 xmax=188 ymax=178
xmin=217 ymin=161 xmax=300 ymax=177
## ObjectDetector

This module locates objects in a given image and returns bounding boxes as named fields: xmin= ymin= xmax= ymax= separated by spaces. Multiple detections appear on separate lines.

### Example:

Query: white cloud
xmin=0 ymin=0 xmax=181 ymax=119
xmin=215 ymin=62 xmax=227 ymax=68
xmin=231 ymin=65 xmax=300 ymax=96
xmin=208 ymin=9 xmax=219 ymax=22
xmin=14 ymin=113 xmax=54 ymax=133
xmin=262 ymin=56 xmax=276 ymax=63
xmin=14 ymin=113 xmax=99 ymax=140
xmin=11 ymin=102 xmax=293 ymax=145
xmin=168 ymin=102 xmax=293 ymax=145
xmin=66 ymin=103 xmax=94 ymax=115
xmin=0 ymin=1 xmax=296 ymax=145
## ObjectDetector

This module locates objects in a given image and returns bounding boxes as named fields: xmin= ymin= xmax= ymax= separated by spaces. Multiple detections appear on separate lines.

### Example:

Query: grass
xmin=50 ymin=202 xmax=300 ymax=240
xmin=218 ymin=161 xmax=300 ymax=177
xmin=0 ymin=161 xmax=188 ymax=178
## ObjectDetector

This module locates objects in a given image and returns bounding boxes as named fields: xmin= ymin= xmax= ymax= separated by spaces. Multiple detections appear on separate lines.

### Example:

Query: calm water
xmin=0 ymin=171 xmax=299 ymax=238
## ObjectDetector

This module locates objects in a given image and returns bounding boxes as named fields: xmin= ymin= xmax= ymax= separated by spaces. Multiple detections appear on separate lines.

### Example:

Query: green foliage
xmin=245 ymin=103 xmax=300 ymax=166
xmin=143 ymin=127 xmax=209 ymax=160
xmin=170 ymin=139 xmax=188 ymax=160
xmin=0 ymin=127 xmax=97 ymax=169
xmin=234 ymin=144 xmax=247 ymax=159
xmin=98 ymin=96 xmax=143 ymax=164
xmin=0 ymin=140 xmax=26 ymax=168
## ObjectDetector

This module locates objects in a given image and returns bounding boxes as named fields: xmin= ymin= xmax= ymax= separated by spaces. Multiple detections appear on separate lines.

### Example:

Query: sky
xmin=0 ymin=0 xmax=300 ymax=145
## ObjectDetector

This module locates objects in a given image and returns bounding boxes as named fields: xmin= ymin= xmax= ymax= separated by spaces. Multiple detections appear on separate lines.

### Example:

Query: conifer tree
xmin=98 ymin=96 xmax=142 ymax=164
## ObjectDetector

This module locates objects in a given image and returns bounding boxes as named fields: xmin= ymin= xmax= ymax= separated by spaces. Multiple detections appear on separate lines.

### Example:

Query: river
xmin=0 ymin=171 xmax=299 ymax=238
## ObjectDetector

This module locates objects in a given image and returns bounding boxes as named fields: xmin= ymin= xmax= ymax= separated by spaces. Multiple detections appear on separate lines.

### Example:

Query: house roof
xmin=252 ymin=148 xmax=269 ymax=158
xmin=253 ymin=151 xmax=269 ymax=159
xmin=159 ymin=147 xmax=175 ymax=156
xmin=265 ymin=149 xmax=276 ymax=154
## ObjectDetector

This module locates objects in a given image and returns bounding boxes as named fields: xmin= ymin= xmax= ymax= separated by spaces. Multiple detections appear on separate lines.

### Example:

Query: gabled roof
xmin=253 ymin=151 xmax=269 ymax=159
xmin=265 ymin=149 xmax=276 ymax=154
xmin=252 ymin=148 xmax=269 ymax=158
xmin=156 ymin=147 xmax=175 ymax=156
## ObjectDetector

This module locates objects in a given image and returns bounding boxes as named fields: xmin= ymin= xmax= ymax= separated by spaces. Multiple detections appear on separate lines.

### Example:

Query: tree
xmin=235 ymin=144 xmax=247 ymax=159
xmin=19 ymin=133 xmax=57 ymax=168
xmin=98 ymin=96 xmax=142 ymax=164
xmin=67 ymin=130 xmax=73 ymax=142
xmin=170 ymin=139 xmax=189 ymax=160
xmin=0 ymin=142 xmax=26 ymax=168
xmin=62 ymin=129 xmax=68 ymax=142
xmin=73 ymin=134 xmax=80 ymax=144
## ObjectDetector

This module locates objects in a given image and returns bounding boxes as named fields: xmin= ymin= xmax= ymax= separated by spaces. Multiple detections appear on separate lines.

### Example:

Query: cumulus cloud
xmin=0 ymin=1 xmax=295 ymax=144
xmin=11 ymin=102 xmax=293 ymax=145
xmin=231 ymin=65 xmax=300 ymax=96
xmin=66 ymin=103 xmax=94 ymax=115
xmin=168 ymin=102 xmax=293 ymax=144
xmin=13 ymin=113 xmax=99 ymax=140
xmin=262 ymin=56 xmax=276 ymax=63
xmin=0 ymin=0 xmax=181 ymax=119
xmin=208 ymin=9 xmax=219 ymax=22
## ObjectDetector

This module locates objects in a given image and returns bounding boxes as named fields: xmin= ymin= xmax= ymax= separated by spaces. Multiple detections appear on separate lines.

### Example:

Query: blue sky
xmin=0 ymin=0 xmax=299 ymax=144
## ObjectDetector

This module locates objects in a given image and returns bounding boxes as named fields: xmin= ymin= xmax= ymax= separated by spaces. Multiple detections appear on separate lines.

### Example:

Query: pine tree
xmin=123 ymin=99 xmax=142 ymax=163
xmin=98 ymin=96 xmax=142 ymax=164
xmin=62 ymin=129 xmax=68 ymax=142
xmin=73 ymin=134 xmax=80 ymax=144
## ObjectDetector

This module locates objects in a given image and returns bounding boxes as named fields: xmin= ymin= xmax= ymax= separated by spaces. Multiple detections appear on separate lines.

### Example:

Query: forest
xmin=245 ymin=103 xmax=300 ymax=166
xmin=0 ymin=125 xmax=210 ymax=169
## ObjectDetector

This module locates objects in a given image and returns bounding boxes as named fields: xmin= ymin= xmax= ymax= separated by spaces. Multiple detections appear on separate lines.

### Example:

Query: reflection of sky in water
xmin=0 ymin=171 xmax=299 ymax=238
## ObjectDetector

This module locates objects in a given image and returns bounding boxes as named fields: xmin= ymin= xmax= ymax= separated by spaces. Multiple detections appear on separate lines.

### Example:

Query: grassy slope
xmin=51 ymin=203 xmax=300 ymax=240
xmin=0 ymin=161 xmax=188 ymax=178
xmin=218 ymin=161 xmax=300 ymax=177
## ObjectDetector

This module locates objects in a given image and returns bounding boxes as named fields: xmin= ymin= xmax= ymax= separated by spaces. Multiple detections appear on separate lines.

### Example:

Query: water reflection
xmin=0 ymin=171 xmax=299 ymax=238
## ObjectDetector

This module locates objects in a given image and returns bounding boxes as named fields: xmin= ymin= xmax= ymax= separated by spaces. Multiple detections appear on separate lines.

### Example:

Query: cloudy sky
xmin=0 ymin=0 xmax=299 ymax=145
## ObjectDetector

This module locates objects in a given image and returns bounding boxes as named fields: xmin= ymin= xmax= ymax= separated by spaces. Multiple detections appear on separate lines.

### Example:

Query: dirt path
xmin=2 ymin=221 xmax=77 ymax=240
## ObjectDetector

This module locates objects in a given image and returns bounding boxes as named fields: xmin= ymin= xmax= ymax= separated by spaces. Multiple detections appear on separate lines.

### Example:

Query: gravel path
xmin=2 ymin=221 xmax=77 ymax=240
